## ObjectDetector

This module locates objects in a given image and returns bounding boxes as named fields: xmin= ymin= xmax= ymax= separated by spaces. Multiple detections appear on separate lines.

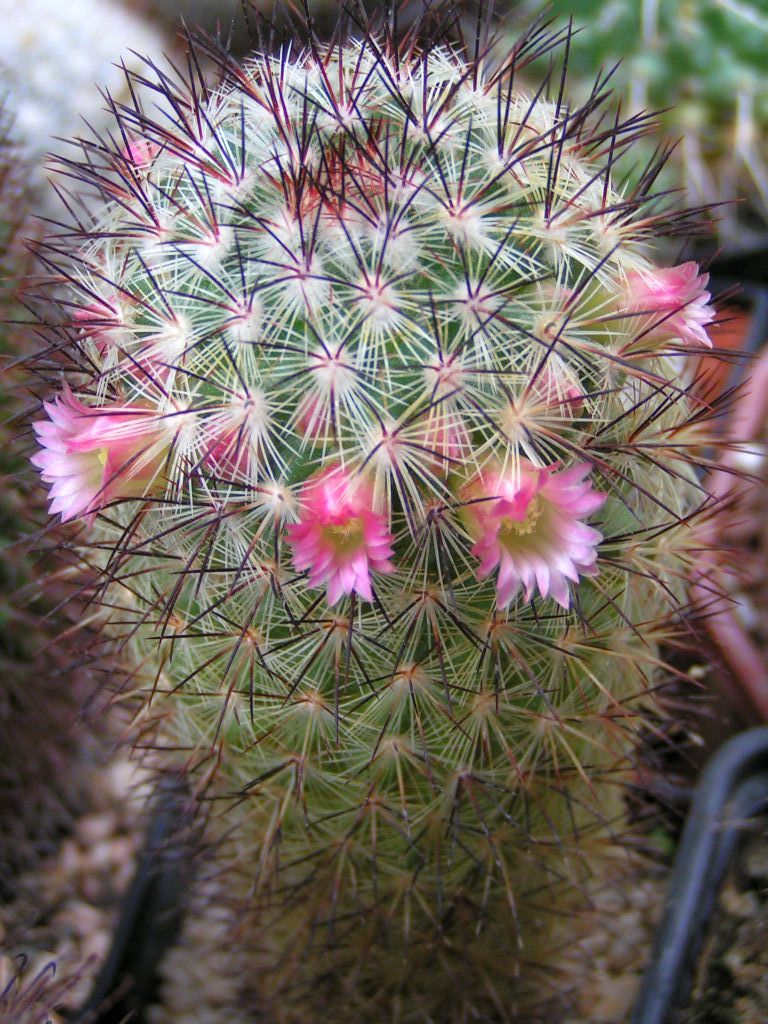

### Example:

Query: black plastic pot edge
xmin=631 ymin=726 xmax=768 ymax=1024
xmin=66 ymin=777 xmax=195 ymax=1024
xmin=706 ymin=243 xmax=768 ymax=291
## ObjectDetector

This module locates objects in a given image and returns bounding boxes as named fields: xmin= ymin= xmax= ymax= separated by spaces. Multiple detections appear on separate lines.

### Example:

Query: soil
xmin=0 ymin=753 xmax=147 ymax=1023
xmin=683 ymin=829 xmax=768 ymax=1024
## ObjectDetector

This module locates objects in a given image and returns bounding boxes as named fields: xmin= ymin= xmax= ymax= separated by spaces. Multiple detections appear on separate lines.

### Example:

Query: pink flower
xmin=285 ymin=466 xmax=395 ymax=605
xmin=122 ymin=138 xmax=160 ymax=168
xmin=625 ymin=262 xmax=715 ymax=348
xmin=32 ymin=388 xmax=169 ymax=523
xmin=461 ymin=461 xmax=605 ymax=609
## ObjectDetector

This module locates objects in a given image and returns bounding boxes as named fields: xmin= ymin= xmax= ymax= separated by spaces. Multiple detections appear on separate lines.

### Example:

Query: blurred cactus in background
xmin=27 ymin=5 xmax=730 ymax=1020
xmin=0 ymin=95 xmax=134 ymax=964
xmin=511 ymin=0 xmax=768 ymax=248
xmin=0 ymin=103 xmax=95 ymax=897
xmin=0 ymin=0 xmax=171 ymax=205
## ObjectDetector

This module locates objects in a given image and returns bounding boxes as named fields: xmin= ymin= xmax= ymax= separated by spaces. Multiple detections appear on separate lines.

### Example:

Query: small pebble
xmin=0 ymin=953 xmax=15 ymax=991
xmin=743 ymin=844 xmax=768 ymax=884
xmin=590 ymin=974 xmax=640 ymax=1022
xmin=57 ymin=837 xmax=81 ymax=881
xmin=0 ymin=752 xmax=145 ymax=1019
xmin=76 ymin=812 xmax=117 ymax=845
xmin=721 ymin=885 xmax=758 ymax=920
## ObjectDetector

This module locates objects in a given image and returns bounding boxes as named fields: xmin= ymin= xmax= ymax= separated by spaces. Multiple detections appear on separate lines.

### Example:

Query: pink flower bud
xmin=32 ymin=388 xmax=170 ymax=523
xmin=625 ymin=262 xmax=715 ymax=348
xmin=530 ymin=361 xmax=585 ymax=414
xmin=122 ymin=138 xmax=160 ymax=168
xmin=72 ymin=298 xmax=125 ymax=356
xmin=415 ymin=413 xmax=468 ymax=474
xmin=296 ymin=394 xmax=335 ymax=443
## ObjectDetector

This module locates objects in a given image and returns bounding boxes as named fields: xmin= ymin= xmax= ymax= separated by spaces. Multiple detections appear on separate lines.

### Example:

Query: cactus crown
xmin=30 ymin=9 xmax=723 ymax=1021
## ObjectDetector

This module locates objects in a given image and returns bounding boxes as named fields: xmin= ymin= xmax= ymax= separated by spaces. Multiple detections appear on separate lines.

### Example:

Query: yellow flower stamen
xmin=498 ymin=495 xmax=542 ymax=539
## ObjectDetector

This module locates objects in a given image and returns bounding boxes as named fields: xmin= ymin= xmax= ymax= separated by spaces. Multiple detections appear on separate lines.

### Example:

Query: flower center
xmin=323 ymin=517 xmax=365 ymax=556
xmin=498 ymin=495 xmax=542 ymax=539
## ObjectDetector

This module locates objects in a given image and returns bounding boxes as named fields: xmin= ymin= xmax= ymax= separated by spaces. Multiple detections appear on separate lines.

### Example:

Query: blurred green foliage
xmin=514 ymin=0 xmax=768 ymax=246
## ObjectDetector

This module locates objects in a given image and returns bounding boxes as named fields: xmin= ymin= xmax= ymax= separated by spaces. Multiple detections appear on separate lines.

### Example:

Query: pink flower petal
xmin=462 ymin=459 xmax=605 ymax=609
xmin=286 ymin=465 xmax=395 ymax=605
xmin=31 ymin=388 xmax=169 ymax=523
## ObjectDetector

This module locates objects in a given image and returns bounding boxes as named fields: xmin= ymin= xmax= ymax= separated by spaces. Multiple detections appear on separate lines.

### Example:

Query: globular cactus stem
xmin=28 ymin=8 xmax=727 ymax=1021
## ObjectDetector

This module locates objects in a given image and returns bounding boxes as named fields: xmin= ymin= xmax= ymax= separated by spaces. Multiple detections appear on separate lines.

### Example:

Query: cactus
xmin=28 ymin=8 xmax=726 ymax=1021
xmin=0 ymin=955 xmax=84 ymax=1024
xmin=0 ymin=103 xmax=99 ymax=896
xmin=513 ymin=0 xmax=768 ymax=245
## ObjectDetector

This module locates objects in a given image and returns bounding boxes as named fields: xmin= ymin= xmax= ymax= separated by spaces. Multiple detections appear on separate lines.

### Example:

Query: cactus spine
xmin=30 ymin=10 xmax=724 ymax=1021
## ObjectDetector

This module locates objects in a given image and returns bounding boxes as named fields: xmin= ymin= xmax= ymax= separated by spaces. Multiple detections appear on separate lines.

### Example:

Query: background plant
xmin=0 ymin=102 xmax=105 ymax=900
xmin=28 ymin=6 xmax=730 ymax=1021
xmin=511 ymin=0 xmax=768 ymax=248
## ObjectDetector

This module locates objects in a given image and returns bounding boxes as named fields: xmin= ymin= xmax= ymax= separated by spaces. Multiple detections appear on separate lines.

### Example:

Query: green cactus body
xmin=31 ymin=18 xmax=722 ymax=1021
